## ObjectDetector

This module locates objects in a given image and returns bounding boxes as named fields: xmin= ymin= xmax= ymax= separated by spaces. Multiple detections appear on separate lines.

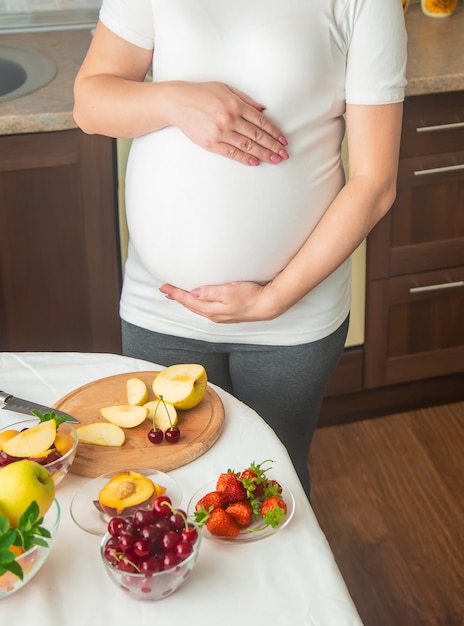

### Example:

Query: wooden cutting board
xmin=53 ymin=371 xmax=225 ymax=478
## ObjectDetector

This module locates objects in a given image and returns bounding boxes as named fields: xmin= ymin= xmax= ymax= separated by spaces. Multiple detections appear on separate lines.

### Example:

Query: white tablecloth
xmin=0 ymin=352 xmax=363 ymax=626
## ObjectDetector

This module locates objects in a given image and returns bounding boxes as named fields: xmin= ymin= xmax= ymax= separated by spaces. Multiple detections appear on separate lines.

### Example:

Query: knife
xmin=0 ymin=390 xmax=80 ymax=424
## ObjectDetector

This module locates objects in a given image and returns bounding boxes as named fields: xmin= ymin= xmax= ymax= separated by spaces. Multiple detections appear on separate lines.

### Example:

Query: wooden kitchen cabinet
xmin=321 ymin=91 xmax=464 ymax=425
xmin=364 ymin=91 xmax=464 ymax=388
xmin=0 ymin=129 xmax=122 ymax=353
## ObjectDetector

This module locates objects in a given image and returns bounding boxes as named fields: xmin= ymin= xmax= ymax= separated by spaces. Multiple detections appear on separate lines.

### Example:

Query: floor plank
xmin=308 ymin=401 xmax=464 ymax=626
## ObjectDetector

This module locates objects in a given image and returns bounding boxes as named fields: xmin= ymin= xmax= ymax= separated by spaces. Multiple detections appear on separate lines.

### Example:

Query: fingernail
xmin=190 ymin=288 xmax=201 ymax=297
xmin=270 ymin=153 xmax=282 ymax=163
xmin=249 ymin=157 xmax=260 ymax=166
xmin=279 ymin=148 xmax=289 ymax=159
xmin=278 ymin=135 xmax=288 ymax=146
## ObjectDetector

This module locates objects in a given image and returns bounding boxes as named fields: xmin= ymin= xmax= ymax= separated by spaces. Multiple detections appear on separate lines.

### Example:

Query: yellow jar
xmin=402 ymin=0 xmax=410 ymax=12
xmin=421 ymin=0 xmax=458 ymax=16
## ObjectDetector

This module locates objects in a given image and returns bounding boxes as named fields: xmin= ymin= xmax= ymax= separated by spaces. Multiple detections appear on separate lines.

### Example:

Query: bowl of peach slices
xmin=0 ymin=411 xmax=78 ymax=486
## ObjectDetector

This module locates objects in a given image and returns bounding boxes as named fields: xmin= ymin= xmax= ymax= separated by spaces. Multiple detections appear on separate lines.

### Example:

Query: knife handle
xmin=0 ymin=391 xmax=13 ymax=403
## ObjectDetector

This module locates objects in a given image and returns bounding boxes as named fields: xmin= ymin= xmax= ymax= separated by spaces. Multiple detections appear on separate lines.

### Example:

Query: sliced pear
xmin=2 ymin=420 xmax=56 ymax=458
xmin=144 ymin=399 xmax=178 ymax=433
xmin=126 ymin=377 xmax=149 ymax=406
xmin=152 ymin=363 xmax=207 ymax=410
xmin=100 ymin=405 xmax=148 ymax=428
xmin=76 ymin=422 xmax=125 ymax=446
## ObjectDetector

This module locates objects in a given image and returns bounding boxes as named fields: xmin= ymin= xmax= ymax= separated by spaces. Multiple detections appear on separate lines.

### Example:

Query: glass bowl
xmin=0 ymin=419 xmax=78 ymax=486
xmin=0 ymin=498 xmax=61 ymax=599
xmin=100 ymin=519 xmax=202 ymax=601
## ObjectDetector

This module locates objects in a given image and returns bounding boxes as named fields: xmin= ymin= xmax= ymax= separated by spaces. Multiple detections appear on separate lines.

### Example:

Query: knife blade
xmin=0 ymin=391 xmax=79 ymax=424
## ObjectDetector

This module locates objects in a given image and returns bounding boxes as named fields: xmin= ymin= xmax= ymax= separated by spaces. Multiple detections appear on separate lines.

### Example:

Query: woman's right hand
xmin=167 ymin=81 xmax=289 ymax=166
xmin=74 ymin=22 xmax=289 ymax=166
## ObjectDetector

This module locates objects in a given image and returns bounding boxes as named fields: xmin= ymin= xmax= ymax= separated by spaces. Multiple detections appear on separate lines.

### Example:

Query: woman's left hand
xmin=159 ymin=281 xmax=281 ymax=324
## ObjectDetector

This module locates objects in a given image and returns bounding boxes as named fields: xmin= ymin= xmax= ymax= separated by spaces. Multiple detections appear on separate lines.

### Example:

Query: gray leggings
xmin=121 ymin=316 xmax=349 ymax=497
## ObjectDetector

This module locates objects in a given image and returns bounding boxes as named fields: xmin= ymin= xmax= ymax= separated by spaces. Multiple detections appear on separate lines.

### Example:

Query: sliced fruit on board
xmin=76 ymin=422 xmax=125 ymax=447
xmin=144 ymin=399 xmax=178 ymax=433
xmin=126 ymin=377 xmax=149 ymax=406
xmin=100 ymin=405 xmax=148 ymax=428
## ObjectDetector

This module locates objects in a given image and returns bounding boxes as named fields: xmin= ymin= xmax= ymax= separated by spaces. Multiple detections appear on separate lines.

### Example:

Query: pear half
xmin=152 ymin=364 xmax=207 ymax=410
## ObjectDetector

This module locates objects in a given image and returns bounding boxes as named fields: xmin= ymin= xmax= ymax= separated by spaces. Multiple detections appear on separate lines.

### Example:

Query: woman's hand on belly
xmin=159 ymin=280 xmax=283 ymax=324
xmin=168 ymin=81 xmax=289 ymax=167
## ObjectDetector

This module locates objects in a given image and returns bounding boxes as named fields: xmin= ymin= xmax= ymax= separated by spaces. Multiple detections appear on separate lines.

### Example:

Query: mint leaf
xmin=0 ymin=500 xmax=51 ymax=583
xmin=0 ymin=558 xmax=24 ymax=581
xmin=31 ymin=409 xmax=72 ymax=427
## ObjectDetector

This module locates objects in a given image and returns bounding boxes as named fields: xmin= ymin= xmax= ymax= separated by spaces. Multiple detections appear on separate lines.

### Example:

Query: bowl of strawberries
xmin=188 ymin=460 xmax=295 ymax=543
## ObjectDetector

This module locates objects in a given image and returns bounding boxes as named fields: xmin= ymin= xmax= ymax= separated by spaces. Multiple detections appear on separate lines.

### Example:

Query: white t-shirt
xmin=100 ymin=0 xmax=407 ymax=345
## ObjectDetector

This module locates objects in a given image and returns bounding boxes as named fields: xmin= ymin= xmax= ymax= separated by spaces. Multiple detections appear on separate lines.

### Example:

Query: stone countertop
xmin=0 ymin=3 xmax=463 ymax=135
xmin=0 ymin=27 xmax=92 ymax=135
xmin=405 ymin=3 xmax=464 ymax=96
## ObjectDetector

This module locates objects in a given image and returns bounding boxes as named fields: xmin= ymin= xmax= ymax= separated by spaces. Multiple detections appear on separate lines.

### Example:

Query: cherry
xmin=118 ymin=533 xmax=135 ymax=551
xmin=175 ymin=541 xmax=193 ymax=559
xmin=108 ymin=517 xmax=126 ymax=536
xmin=152 ymin=496 xmax=172 ymax=517
xmin=180 ymin=526 xmax=198 ymax=544
xmin=0 ymin=451 xmax=17 ymax=467
xmin=147 ymin=427 xmax=163 ymax=444
xmin=133 ymin=509 xmax=154 ymax=528
xmin=140 ymin=524 xmax=162 ymax=542
xmin=165 ymin=427 xmax=180 ymax=443
xmin=162 ymin=552 xmax=180 ymax=570
xmin=160 ymin=530 xmax=179 ymax=551
xmin=139 ymin=555 xmax=162 ymax=573
xmin=133 ymin=538 xmax=151 ymax=558
xmin=169 ymin=511 xmax=186 ymax=532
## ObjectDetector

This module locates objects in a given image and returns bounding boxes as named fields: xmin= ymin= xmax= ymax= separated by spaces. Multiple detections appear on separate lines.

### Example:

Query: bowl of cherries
xmin=100 ymin=495 xmax=201 ymax=601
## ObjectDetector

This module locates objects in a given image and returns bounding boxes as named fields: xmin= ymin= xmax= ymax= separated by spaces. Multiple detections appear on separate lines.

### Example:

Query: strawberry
xmin=260 ymin=496 xmax=287 ymax=528
xmin=225 ymin=500 xmax=253 ymax=528
xmin=240 ymin=460 xmax=273 ymax=498
xmin=215 ymin=471 xmax=238 ymax=493
xmin=205 ymin=508 xmax=240 ymax=537
xmin=195 ymin=491 xmax=223 ymax=512
xmin=263 ymin=479 xmax=283 ymax=497
xmin=221 ymin=474 xmax=247 ymax=504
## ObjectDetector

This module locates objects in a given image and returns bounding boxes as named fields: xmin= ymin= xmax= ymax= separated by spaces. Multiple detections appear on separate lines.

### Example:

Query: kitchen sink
xmin=0 ymin=45 xmax=56 ymax=103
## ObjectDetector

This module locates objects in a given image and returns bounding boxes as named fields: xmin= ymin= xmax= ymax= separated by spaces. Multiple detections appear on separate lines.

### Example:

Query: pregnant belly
xmin=125 ymin=130 xmax=341 ymax=290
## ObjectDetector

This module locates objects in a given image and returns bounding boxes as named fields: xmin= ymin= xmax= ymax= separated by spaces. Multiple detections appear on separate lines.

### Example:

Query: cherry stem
xmin=158 ymin=395 xmax=173 ymax=428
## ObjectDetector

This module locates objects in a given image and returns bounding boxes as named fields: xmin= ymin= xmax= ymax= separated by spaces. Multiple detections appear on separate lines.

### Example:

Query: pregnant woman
xmin=73 ymin=0 xmax=407 ymax=497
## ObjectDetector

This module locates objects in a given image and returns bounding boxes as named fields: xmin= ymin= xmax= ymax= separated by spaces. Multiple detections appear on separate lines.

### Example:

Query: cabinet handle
xmin=414 ymin=163 xmax=464 ymax=177
xmin=409 ymin=281 xmax=464 ymax=294
xmin=416 ymin=121 xmax=464 ymax=133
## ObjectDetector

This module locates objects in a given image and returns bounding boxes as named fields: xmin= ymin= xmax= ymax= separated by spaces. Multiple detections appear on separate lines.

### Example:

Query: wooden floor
xmin=308 ymin=401 xmax=464 ymax=626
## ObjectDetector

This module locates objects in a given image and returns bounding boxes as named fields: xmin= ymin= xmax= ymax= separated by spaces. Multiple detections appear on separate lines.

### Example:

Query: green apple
xmin=152 ymin=364 xmax=208 ymax=410
xmin=0 ymin=459 xmax=55 ymax=526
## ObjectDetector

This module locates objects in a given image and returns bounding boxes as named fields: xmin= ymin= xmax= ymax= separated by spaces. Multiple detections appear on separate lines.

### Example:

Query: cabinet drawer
xmin=367 ymin=167 xmax=464 ymax=278
xmin=400 ymin=92 xmax=464 ymax=158
xmin=364 ymin=267 xmax=464 ymax=388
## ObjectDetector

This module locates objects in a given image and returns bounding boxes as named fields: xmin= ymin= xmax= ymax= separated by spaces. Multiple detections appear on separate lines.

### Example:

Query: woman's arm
xmin=73 ymin=21 xmax=289 ymax=166
xmin=160 ymin=101 xmax=403 ymax=322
